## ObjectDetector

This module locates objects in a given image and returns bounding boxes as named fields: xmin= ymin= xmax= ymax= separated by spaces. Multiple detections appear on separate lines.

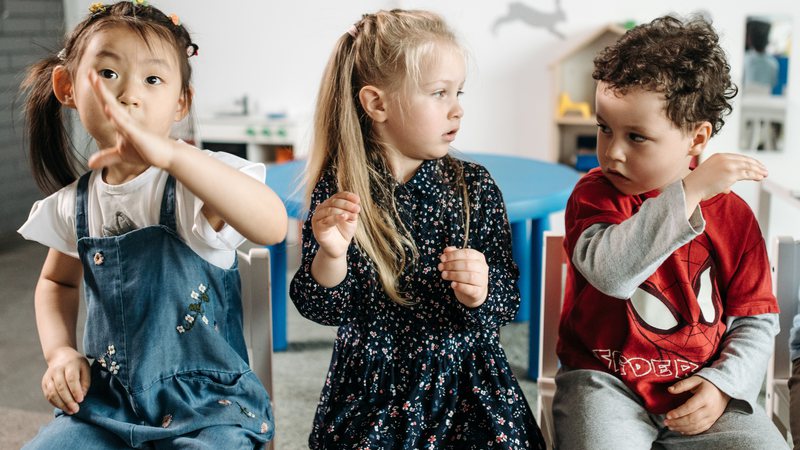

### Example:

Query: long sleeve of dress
xmin=289 ymin=176 xmax=358 ymax=326
xmin=458 ymin=166 xmax=521 ymax=329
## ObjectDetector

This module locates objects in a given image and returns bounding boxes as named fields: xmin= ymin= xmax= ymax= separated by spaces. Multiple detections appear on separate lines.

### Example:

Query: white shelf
xmin=196 ymin=116 xmax=296 ymax=163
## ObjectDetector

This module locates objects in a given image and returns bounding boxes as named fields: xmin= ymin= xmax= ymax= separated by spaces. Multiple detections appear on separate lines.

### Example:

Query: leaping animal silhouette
xmin=492 ymin=0 xmax=566 ymax=39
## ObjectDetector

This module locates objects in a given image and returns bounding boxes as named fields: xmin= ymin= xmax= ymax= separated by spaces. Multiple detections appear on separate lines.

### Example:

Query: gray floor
xmin=0 ymin=232 xmax=539 ymax=450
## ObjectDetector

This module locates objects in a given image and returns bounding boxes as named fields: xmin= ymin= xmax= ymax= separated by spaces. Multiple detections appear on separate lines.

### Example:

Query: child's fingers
xmin=79 ymin=361 xmax=91 ymax=397
xmin=325 ymin=198 xmax=361 ymax=215
xmin=330 ymin=191 xmax=361 ymax=205
xmin=314 ymin=206 xmax=357 ymax=226
xmin=43 ymin=381 xmax=69 ymax=412
xmin=88 ymin=72 xmax=136 ymax=137
xmin=87 ymin=148 xmax=123 ymax=169
xmin=47 ymin=373 xmax=78 ymax=414
xmin=664 ymin=408 xmax=714 ymax=435
xmin=737 ymin=158 xmax=768 ymax=181
xmin=64 ymin=365 xmax=85 ymax=404
xmin=450 ymin=281 xmax=483 ymax=297
xmin=318 ymin=206 xmax=355 ymax=219
xmin=664 ymin=395 xmax=702 ymax=420
xmin=88 ymin=72 xmax=121 ymax=120
xmin=438 ymin=259 xmax=485 ymax=273
xmin=439 ymin=247 xmax=484 ymax=263
xmin=667 ymin=376 xmax=702 ymax=395
xmin=441 ymin=269 xmax=483 ymax=286
xmin=315 ymin=213 xmax=353 ymax=229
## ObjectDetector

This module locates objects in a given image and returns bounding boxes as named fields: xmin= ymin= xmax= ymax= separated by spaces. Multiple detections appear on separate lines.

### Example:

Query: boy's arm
xmin=572 ymin=180 xmax=704 ymax=298
xmin=696 ymin=313 xmax=778 ymax=412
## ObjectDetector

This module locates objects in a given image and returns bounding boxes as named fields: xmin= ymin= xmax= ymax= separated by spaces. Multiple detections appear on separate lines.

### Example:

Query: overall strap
xmin=159 ymin=175 xmax=178 ymax=231
xmin=75 ymin=172 xmax=92 ymax=240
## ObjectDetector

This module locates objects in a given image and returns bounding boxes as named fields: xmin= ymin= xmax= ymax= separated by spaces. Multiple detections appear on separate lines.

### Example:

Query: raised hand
xmin=86 ymin=70 xmax=179 ymax=171
xmin=683 ymin=153 xmax=768 ymax=203
xmin=663 ymin=375 xmax=730 ymax=435
xmin=312 ymin=192 xmax=361 ymax=259
xmin=438 ymin=246 xmax=489 ymax=308
xmin=41 ymin=347 xmax=91 ymax=415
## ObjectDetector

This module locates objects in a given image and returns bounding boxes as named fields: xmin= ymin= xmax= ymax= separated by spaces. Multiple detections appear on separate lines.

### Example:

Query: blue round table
xmin=266 ymin=153 xmax=581 ymax=379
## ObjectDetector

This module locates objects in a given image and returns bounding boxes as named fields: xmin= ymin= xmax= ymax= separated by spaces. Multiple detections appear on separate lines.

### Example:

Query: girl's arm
xmin=35 ymin=249 xmax=90 ymax=414
xmin=165 ymin=142 xmax=288 ymax=245
xmin=289 ymin=177 xmax=359 ymax=326
xmin=457 ymin=168 xmax=520 ymax=329
xmin=86 ymin=72 xmax=287 ymax=246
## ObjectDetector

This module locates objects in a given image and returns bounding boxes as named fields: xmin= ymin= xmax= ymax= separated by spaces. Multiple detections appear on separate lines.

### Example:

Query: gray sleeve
xmin=572 ymin=180 xmax=705 ymax=299
xmin=696 ymin=313 xmax=779 ymax=413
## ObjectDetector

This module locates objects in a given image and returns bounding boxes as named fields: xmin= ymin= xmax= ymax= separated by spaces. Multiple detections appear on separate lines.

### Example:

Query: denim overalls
xmin=25 ymin=172 xmax=273 ymax=449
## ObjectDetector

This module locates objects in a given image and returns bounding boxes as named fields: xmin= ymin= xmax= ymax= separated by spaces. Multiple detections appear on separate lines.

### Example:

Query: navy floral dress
xmin=290 ymin=157 xmax=545 ymax=449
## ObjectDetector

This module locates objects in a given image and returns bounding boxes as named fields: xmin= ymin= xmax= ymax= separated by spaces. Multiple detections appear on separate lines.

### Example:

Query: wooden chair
xmin=237 ymin=246 xmax=275 ymax=449
xmin=765 ymin=236 xmax=800 ymax=442
xmin=536 ymin=232 xmax=567 ymax=449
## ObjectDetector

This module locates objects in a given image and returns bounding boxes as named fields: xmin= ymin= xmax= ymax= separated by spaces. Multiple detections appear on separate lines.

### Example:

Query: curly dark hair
xmin=592 ymin=16 xmax=737 ymax=137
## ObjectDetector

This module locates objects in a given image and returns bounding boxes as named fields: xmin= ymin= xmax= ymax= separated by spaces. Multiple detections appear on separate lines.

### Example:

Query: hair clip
xmin=88 ymin=2 xmax=105 ymax=14
xmin=132 ymin=0 xmax=149 ymax=6
xmin=169 ymin=13 xmax=181 ymax=26
xmin=186 ymin=43 xmax=199 ymax=58
xmin=346 ymin=23 xmax=359 ymax=38
xmin=56 ymin=48 xmax=67 ymax=61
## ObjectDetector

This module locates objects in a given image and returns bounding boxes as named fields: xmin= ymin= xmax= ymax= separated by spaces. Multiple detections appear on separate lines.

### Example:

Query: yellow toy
xmin=556 ymin=92 xmax=591 ymax=119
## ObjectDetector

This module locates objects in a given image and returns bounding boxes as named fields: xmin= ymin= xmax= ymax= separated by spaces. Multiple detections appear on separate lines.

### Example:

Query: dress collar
xmin=397 ymin=158 xmax=442 ymax=196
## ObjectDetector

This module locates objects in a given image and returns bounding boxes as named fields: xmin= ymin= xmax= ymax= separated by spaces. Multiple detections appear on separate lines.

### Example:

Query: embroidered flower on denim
xmin=260 ymin=422 xmax=270 ymax=433
xmin=236 ymin=401 xmax=256 ymax=418
xmin=97 ymin=344 xmax=120 ymax=374
xmin=177 ymin=283 xmax=211 ymax=334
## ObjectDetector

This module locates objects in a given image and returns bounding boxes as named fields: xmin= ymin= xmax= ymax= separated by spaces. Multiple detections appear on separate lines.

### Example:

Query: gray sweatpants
xmin=553 ymin=368 xmax=789 ymax=450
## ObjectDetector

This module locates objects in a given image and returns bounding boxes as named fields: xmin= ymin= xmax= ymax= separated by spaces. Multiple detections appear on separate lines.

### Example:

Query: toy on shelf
xmin=549 ymin=23 xmax=625 ymax=164
xmin=556 ymin=92 xmax=591 ymax=119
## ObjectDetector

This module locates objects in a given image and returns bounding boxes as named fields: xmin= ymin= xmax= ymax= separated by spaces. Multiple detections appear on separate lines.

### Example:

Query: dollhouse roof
xmin=549 ymin=23 xmax=627 ymax=67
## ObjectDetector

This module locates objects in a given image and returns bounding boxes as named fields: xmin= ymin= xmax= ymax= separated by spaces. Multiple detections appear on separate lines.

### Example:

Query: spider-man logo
xmin=627 ymin=234 xmax=724 ymax=369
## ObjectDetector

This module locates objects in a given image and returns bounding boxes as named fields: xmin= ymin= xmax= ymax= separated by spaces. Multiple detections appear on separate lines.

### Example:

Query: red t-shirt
xmin=557 ymin=169 xmax=779 ymax=414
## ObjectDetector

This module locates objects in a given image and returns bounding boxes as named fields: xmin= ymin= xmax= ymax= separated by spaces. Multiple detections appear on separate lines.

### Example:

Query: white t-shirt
xmin=18 ymin=150 xmax=266 ymax=269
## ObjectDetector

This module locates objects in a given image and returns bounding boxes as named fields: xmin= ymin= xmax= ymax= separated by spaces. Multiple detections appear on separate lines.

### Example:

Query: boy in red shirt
xmin=554 ymin=15 xmax=788 ymax=449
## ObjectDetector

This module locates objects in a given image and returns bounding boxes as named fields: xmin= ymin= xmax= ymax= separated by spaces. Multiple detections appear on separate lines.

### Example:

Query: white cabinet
xmin=196 ymin=116 xmax=296 ymax=163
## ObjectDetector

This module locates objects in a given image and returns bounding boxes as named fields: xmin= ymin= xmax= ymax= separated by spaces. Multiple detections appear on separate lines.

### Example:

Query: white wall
xmin=63 ymin=0 xmax=800 ymax=238
xmin=63 ymin=0 xmax=800 ymax=159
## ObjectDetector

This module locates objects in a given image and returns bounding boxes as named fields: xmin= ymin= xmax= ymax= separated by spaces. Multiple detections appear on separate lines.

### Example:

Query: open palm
xmin=86 ymin=71 xmax=175 ymax=170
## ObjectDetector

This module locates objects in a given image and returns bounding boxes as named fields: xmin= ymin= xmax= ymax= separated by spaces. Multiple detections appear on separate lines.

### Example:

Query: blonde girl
xmin=290 ymin=9 xmax=545 ymax=449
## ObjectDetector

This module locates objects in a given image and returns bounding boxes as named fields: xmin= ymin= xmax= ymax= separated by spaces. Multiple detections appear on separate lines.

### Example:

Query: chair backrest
xmin=237 ymin=246 xmax=274 ymax=399
xmin=539 ymin=232 xmax=567 ymax=380
xmin=772 ymin=236 xmax=800 ymax=382
xmin=766 ymin=236 xmax=800 ymax=434
xmin=537 ymin=232 xmax=567 ymax=449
